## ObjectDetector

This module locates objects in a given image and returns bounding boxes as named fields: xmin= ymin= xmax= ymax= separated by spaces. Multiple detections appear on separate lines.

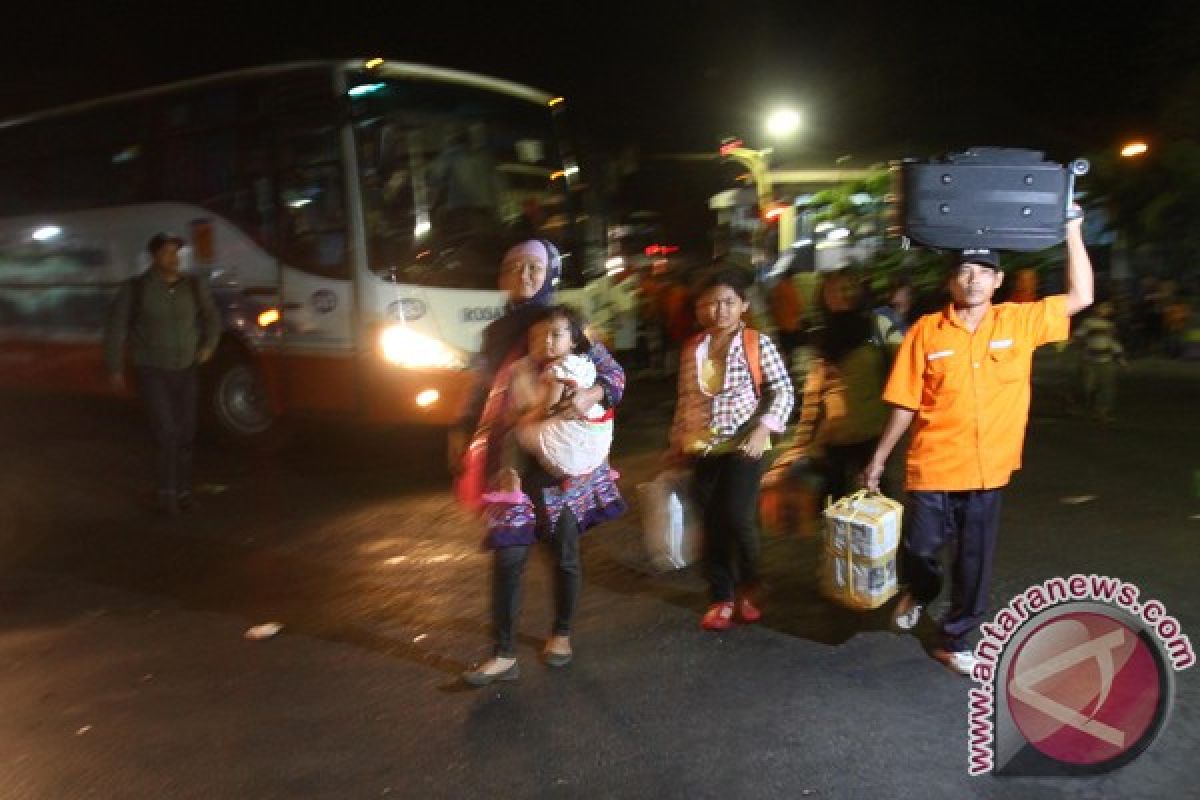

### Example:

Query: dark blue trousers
xmin=138 ymin=366 xmax=197 ymax=498
xmin=902 ymin=489 xmax=1003 ymax=652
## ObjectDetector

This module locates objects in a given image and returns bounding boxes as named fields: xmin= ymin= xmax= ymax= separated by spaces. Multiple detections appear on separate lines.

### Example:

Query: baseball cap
xmin=955 ymin=248 xmax=1001 ymax=269
xmin=146 ymin=232 xmax=185 ymax=254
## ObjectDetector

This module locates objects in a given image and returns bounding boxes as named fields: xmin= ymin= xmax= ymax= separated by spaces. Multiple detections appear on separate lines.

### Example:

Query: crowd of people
xmin=444 ymin=210 xmax=1100 ymax=684
xmin=105 ymin=215 xmax=1154 ymax=685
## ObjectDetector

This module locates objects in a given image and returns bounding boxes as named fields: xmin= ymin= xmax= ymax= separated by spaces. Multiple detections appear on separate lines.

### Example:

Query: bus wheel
xmin=206 ymin=357 xmax=278 ymax=445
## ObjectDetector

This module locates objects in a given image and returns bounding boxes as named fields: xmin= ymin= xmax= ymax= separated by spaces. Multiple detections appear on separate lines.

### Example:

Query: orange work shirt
xmin=883 ymin=295 xmax=1070 ymax=491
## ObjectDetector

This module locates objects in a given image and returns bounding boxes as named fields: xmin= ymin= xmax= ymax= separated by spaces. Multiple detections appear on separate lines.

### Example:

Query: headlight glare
xmin=379 ymin=326 xmax=466 ymax=369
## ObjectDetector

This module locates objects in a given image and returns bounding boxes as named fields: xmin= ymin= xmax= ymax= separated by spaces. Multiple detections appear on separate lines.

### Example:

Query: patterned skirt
xmin=482 ymin=464 xmax=626 ymax=549
xmin=481 ymin=490 xmax=539 ymax=549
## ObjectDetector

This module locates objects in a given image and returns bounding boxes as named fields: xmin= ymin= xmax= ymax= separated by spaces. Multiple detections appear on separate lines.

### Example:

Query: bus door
xmin=274 ymin=115 xmax=359 ymax=414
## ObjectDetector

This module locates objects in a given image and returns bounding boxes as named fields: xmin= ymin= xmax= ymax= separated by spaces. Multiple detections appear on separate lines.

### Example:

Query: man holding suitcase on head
xmin=861 ymin=209 xmax=1093 ymax=676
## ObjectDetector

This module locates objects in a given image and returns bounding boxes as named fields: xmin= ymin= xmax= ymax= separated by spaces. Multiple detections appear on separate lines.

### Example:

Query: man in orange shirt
xmin=862 ymin=211 xmax=1094 ymax=676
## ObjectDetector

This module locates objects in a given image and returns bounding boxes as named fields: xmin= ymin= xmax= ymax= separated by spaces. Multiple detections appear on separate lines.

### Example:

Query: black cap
xmin=955 ymin=248 xmax=1001 ymax=269
xmin=146 ymin=232 xmax=185 ymax=255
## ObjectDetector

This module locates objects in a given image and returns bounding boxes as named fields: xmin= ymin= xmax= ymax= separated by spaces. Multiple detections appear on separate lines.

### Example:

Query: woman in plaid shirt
xmin=668 ymin=268 xmax=794 ymax=630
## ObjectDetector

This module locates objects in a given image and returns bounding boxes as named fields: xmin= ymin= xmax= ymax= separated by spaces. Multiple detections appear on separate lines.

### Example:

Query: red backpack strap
xmin=742 ymin=327 xmax=763 ymax=398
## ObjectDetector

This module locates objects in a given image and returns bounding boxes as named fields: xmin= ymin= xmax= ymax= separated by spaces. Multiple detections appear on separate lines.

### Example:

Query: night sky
xmin=5 ymin=2 xmax=1196 ymax=155
xmin=4 ymin=1 xmax=1198 ymax=239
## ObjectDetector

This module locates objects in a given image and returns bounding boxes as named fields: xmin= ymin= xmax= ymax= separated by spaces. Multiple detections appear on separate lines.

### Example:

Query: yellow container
xmin=820 ymin=490 xmax=903 ymax=610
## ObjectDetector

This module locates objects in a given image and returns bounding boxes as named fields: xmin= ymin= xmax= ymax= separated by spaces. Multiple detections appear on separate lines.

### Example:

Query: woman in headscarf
xmin=451 ymin=239 xmax=626 ymax=686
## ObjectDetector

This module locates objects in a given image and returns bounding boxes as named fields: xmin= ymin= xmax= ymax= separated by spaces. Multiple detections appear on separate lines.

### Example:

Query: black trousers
xmin=692 ymin=452 xmax=764 ymax=602
xmin=902 ymin=489 xmax=1003 ymax=652
xmin=491 ymin=466 xmax=582 ymax=657
xmin=138 ymin=366 xmax=197 ymax=497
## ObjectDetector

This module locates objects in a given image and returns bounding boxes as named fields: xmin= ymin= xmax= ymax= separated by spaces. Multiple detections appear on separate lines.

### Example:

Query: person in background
xmin=1133 ymin=275 xmax=1163 ymax=356
xmin=663 ymin=276 xmax=696 ymax=373
xmin=861 ymin=209 xmax=1094 ymax=677
xmin=767 ymin=310 xmax=888 ymax=503
xmin=1009 ymin=267 xmax=1039 ymax=303
xmin=768 ymin=262 xmax=807 ymax=369
xmin=1162 ymin=284 xmax=1192 ymax=359
xmin=818 ymin=269 xmax=861 ymax=315
xmin=427 ymin=123 xmax=502 ymax=237
xmin=1073 ymin=299 xmax=1127 ymax=424
xmin=637 ymin=263 xmax=669 ymax=373
xmin=871 ymin=276 xmax=914 ymax=353
xmin=104 ymin=233 xmax=221 ymax=516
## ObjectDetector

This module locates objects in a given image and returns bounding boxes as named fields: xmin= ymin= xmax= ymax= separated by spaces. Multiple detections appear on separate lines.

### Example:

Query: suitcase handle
xmin=1065 ymin=158 xmax=1090 ymax=220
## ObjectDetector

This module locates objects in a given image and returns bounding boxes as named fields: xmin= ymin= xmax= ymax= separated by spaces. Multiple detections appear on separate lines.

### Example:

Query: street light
xmin=1120 ymin=141 xmax=1149 ymax=158
xmin=765 ymin=108 xmax=802 ymax=140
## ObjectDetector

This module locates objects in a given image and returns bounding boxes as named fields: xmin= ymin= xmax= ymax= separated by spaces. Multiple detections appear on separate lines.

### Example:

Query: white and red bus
xmin=0 ymin=59 xmax=609 ymax=442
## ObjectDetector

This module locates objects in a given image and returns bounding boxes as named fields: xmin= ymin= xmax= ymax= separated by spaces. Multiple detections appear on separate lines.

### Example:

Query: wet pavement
xmin=1 ymin=353 xmax=1198 ymax=798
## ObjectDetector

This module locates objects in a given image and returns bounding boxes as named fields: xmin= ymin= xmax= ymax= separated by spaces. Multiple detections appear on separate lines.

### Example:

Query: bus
xmin=0 ymin=59 xmax=606 ymax=442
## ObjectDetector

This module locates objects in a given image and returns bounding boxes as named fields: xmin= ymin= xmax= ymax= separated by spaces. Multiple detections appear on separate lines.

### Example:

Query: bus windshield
xmin=349 ymin=75 xmax=576 ymax=290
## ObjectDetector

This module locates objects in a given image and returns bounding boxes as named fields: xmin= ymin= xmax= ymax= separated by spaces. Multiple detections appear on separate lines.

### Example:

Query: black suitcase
xmin=890 ymin=147 xmax=1088 ymax=252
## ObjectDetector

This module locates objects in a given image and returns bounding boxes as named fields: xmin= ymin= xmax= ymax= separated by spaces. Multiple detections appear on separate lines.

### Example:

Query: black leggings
xmin=491 ymin=466 xmax=582 ymax=657
xmin=692 ymin=453 xmax=764 ymax=602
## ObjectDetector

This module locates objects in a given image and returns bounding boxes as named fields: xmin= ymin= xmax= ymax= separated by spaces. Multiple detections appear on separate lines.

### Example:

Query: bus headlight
xmin=378 ymin=325 xmax=467 ymax=369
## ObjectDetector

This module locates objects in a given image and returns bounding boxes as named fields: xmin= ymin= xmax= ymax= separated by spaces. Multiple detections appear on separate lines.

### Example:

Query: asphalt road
xmin=1 ymin=353 xmax=1197 ymax=799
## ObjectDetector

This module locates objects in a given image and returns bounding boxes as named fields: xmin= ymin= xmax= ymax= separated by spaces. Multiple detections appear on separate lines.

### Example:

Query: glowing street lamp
xmin=1120 ymin=141 xmax=1149 ymax=158
xmin=765 ymin=108 xmax=802 ymax=140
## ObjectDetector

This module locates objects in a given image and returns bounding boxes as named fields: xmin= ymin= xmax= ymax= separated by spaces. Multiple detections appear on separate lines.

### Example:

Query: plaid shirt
xmin=670 ymin=326 xmax=794 ymax=452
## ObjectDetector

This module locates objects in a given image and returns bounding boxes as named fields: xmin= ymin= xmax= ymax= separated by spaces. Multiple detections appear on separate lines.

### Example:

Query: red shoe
xmin=701 ymin=602 xmax=735 ymax=631
xmin=735 ymin=595 xmax=762 ymax=624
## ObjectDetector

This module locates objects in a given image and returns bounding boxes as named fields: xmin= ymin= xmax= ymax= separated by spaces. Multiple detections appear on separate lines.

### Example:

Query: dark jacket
xmin=104 ymin=269 xmax=221 ymax=373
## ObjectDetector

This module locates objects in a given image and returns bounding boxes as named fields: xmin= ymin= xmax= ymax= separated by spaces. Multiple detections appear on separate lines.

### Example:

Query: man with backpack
xmin=105 ymin=233 xmax=221 ymax=515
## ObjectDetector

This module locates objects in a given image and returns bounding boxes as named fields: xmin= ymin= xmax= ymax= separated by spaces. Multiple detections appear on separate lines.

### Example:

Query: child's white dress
xmin=511 ymin=353 xmax=614 ymax=478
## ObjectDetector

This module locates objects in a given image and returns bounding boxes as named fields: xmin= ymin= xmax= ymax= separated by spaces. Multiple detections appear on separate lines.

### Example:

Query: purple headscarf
xmin=504 ymin=238 xmax=562 ymax=311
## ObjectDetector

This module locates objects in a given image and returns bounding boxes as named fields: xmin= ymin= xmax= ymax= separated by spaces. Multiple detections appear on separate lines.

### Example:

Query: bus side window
xmin=276 ymin=122 xmax=349 ymax=281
